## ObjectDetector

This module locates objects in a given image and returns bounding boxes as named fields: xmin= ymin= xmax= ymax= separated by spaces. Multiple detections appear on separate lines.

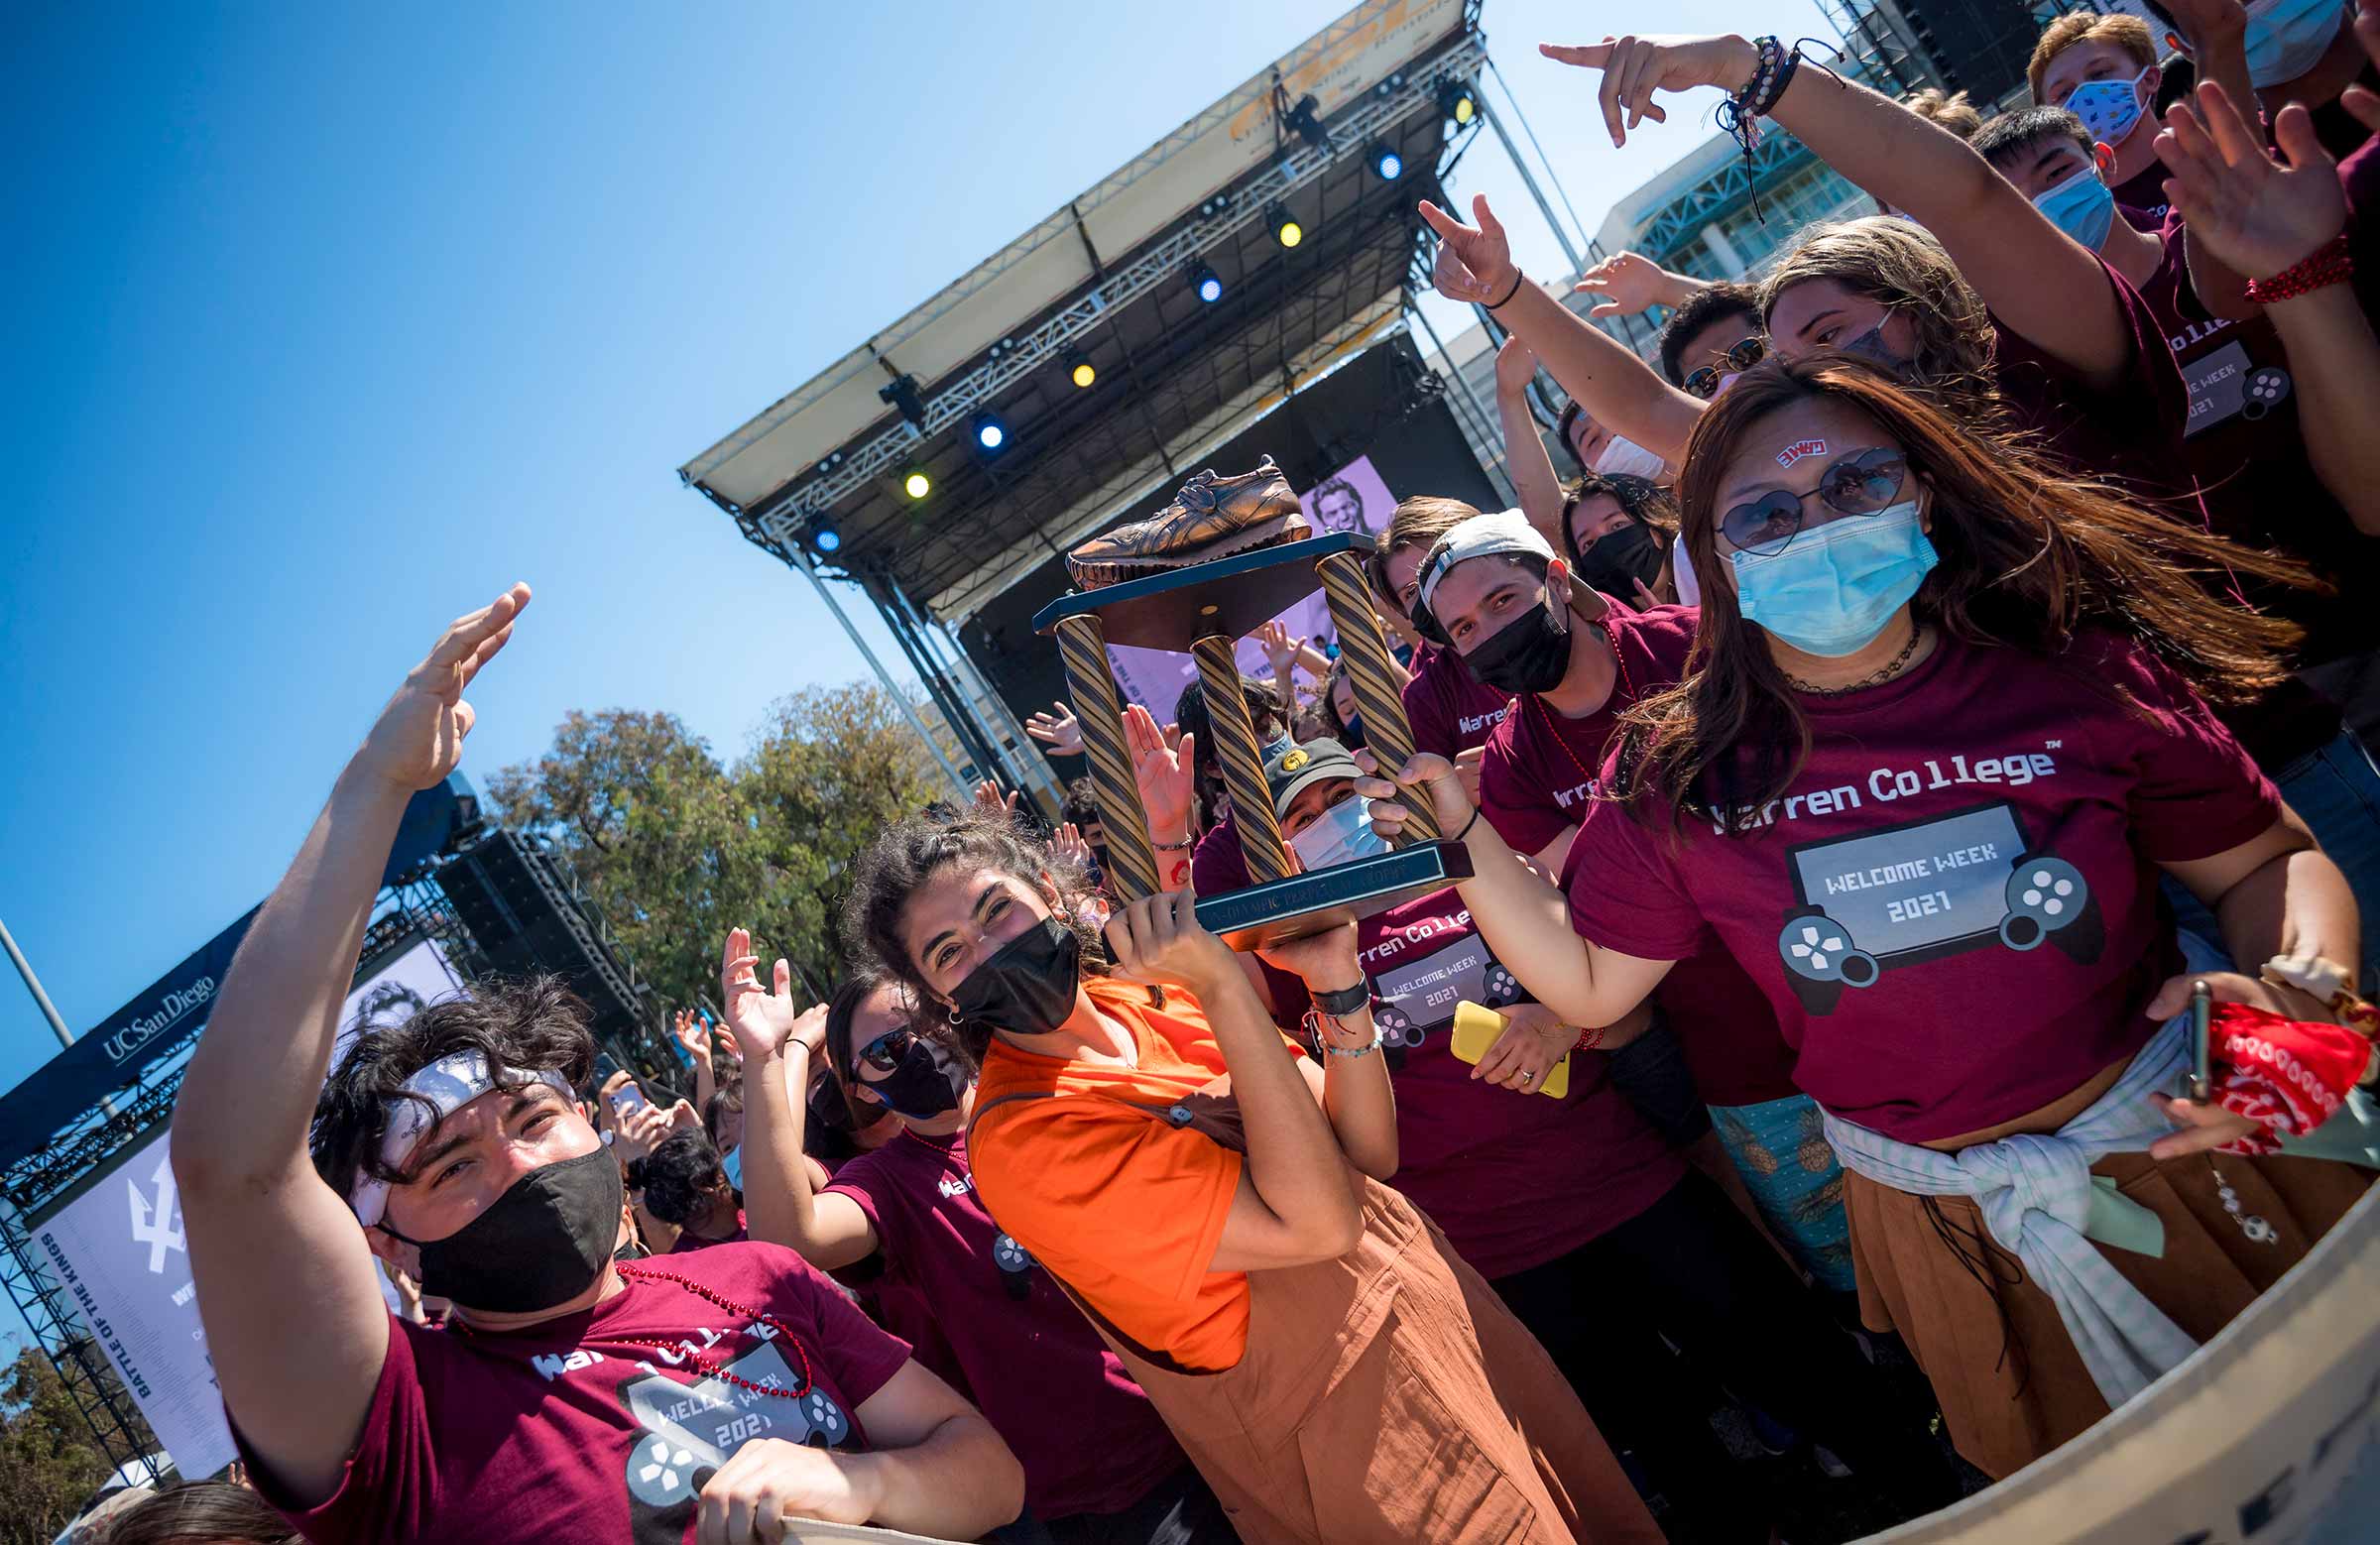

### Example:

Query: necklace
xmin=1785 ymin=626 xmax=1925 ymax=696
xmin=1530 ymin=616 xmax=1636 ymax=792
xmin=470 ymin=1263 xmax=819 ymax=1402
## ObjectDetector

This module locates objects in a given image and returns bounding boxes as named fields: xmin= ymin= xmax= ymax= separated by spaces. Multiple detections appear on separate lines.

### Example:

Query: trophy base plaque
xmin=1194 ymin=840 xmax=1475 ymax=951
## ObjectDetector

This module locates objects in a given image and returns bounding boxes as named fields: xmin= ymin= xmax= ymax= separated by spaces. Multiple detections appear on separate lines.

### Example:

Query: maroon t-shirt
xmin=2136 ymin=217 xmax=2372 ymax=672
xmin=1565 ymin=632 xmax=2282 ymax=1143
xmin=239 ymin=1245 xmax=912 ymax=1545
xmin=1356 ymin=889 xmax=1685 ymax=1278
xmin=824 ymin=1130 xmax=1184 ymax=1520
xmin=1479 ymin=605 xmax=1699 ymax=857
xmin=1402 ymin=640 xmax=1513 ymax=762
xmin=1990 ymin=257 xmax=2194 ymax=503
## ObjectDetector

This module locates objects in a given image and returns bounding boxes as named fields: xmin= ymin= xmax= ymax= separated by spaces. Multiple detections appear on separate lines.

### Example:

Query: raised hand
xmin=353 ymin=582 xmax=531 ymax=792
xmin=1571 ymin=249 xmax=1677 ymax=318
xmin=1255 ymin=619 xmax=1306 ymax=677
xmin=671 ymin=1009 xmax=710 ymax=1064
xmin=972 ymin=779 xmax=1023 ymax=820
xmin=1539 ymin=35 xmax=1761 ymax=148
xmin=615 ymin=1100 xmax=674 ymax=1164
xmin=1418 ymin=193 xmax=1519 ymax=306
xmin=720 ymin=926 xmax=806 ymax=1062
xmin=1051 ymin=820 xmax=1095 ymax=872
xmin=1492 ymin=334 xmax=1540 ymax=396
xmin=1124 ymin=702 xmax=1196 ymax=842
xmin=1024 ymin=701 xmax=1084 ymax=757
xmin=2154 ymin=83 xmax=2344 ymax=280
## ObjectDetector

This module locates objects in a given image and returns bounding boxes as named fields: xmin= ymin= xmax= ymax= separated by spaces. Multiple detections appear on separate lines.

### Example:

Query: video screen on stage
xmin=30 ymin=937 xmax=463 ymax=1479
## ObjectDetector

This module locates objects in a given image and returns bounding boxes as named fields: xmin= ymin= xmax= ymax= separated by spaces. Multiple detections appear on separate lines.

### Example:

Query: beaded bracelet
xmin=1302 ymin=1006 xmax=1384 ymax=1060
xmin=1572 ymin=1023 xmax=1606 ymax=1054
xmin=2244 ymin=232 xmax=2352 ymax=304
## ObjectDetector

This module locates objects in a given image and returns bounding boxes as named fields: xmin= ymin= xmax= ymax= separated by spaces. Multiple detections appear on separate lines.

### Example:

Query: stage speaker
xmin=433 ymin=830 xmax=648 ymax=1044
xmin=1889 ymin=0 xmax=2042 ymax=105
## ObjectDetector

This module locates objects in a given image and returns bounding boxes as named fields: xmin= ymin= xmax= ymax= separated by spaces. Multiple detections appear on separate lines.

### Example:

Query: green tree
xmin=0 ymin=1341 xmax=152 ymax=1545
xmin=486 ymin=686 xmax=943 ymax=1018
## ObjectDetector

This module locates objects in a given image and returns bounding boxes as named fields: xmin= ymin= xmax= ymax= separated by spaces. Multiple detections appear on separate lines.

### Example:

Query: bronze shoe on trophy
xmin=1066 ymin=455 xmax=1311 ymax=589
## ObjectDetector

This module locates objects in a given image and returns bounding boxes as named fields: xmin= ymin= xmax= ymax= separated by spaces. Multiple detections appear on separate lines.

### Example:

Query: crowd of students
xmin=133 ymin=8 xmax=2380 ymax=1545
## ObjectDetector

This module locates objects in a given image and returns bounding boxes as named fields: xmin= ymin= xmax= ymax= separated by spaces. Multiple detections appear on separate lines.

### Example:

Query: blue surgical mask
xmin=720 ymin=1145 xmax=743 ymax=1191
xmin=2060 ymin=68 xmax=2154 ymax=146
xmin=1260 ymin=732 xmax=1293 ymax=762
xmin=1730 ymin=501 xmax=1938 ymax=657
xmin=2241 ymin=0 xmax=2349 ymax=87
xmin=2032 ymin=169 xmax=2116 ymax=251
xmin=1287 ymin=792 xmax=1389 ymax=871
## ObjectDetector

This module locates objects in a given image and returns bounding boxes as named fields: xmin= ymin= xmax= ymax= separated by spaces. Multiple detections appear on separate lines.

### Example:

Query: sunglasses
xmin=1683 ymin=336 xmax=1766 ymax=400
xmin=857 ymin=1025 xmax=920 ymax=1073
xmin=1720 ymin=448 xmax=1907 ymax=557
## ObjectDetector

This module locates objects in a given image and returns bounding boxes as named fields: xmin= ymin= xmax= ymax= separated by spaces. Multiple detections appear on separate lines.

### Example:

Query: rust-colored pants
xmin=1846 ymin=1147 xmax=2372 ymax=1478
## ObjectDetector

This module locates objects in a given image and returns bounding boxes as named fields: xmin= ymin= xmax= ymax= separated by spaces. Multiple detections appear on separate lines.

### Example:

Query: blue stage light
xmin=1192 ymin=263 xmax=1224 ymax=303
xmin=1371 ymin=143 xmax=1403 ymax=179
xmin=972 ymin=412 xmax=1008 ymax=452
xmin=809 ymin=520 xmax=842 ymax=553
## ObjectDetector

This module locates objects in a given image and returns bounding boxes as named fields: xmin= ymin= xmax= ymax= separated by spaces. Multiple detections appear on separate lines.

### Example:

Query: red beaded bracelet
xmin=1572 ymin=1024 xmax=1606 ymax=1053
xmin=2244 ymin=232 xmax=2353 ymax=304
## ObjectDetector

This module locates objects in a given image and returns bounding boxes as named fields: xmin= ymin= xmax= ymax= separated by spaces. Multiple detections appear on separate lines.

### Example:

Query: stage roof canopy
xmin=680 ymin=0 xmax=1486 ymax=620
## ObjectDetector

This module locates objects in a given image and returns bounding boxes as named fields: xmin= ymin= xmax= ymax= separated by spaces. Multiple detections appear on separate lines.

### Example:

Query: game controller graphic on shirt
xmin=1774 ymin=801 xmax=2102 ymax=1014
xmin=617 ymin=1335 xmax=851 ymax=1518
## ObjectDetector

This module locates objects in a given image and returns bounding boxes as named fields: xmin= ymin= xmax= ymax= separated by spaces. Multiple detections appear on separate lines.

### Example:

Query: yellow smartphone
xmin=1449 ymin=1001 xmax=1568 ymax=1099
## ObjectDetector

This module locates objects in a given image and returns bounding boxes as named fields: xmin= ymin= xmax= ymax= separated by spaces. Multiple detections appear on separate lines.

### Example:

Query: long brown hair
xmin=1620 ymin=355 xmax=2313 ymax=834
xmin=1760 ymin=217 xmax=2003 ymax=425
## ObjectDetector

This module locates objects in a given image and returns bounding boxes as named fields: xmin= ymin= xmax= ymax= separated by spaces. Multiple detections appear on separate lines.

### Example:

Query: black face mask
xmin=806 ymin=1068 xmax=857 ymax=1134
xmin=860 ymin=1034 xmax=970 ymax=1120
xmin=1462 ymin=601 xmax=1573 ymax=697
xmin=382 ymin=1146 xmax=622 ymax=1314
xmin=1578 ymin=522 xmax=1666 ymax=597
xmin=951 ymin=916 xmax=1082 ymax=1040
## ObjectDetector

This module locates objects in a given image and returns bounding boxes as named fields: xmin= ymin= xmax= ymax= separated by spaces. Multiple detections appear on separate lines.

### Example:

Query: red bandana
xmin=2208 ymin=1003 xmax=2371 ymax=1155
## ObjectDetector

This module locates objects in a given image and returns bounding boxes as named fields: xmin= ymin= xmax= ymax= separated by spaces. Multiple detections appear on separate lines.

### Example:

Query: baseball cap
xmin=1414 ymin=509 xmax=1555 ymax=618
xmin=1261 ymin=738 xmax=1363 ymax=818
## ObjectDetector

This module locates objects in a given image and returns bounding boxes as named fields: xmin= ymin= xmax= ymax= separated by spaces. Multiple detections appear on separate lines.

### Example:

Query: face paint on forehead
xmin=1776 ymin=438 xmax=1829 ymax=469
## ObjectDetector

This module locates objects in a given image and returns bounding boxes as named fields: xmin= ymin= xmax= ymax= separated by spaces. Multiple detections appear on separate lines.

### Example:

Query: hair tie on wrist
xmin=1455 ymin=806 xmax=1481 ymax=843
xmin=1485 ymin=269 xmax=1526 ymax=309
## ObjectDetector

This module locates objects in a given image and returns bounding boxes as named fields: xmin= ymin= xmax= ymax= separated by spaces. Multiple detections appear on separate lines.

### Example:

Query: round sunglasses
xmin=1683 ymin=336 xmax=1767 ymax=400
xmin=1720 ymin=448 xmax=1907 ymax=556
xmin=857 ymin=1024 xmax=921 ymax=1073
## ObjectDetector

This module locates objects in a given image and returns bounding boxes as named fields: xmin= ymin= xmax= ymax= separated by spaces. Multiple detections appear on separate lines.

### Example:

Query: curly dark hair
xmin=309 ymin=976 xmax=594 ymax=1201
xmin=631 ymin=1130 xmax=730 ymax=1229
xmin=1656 ymin=282 xmax=1762 ymax=388
xmin=104 ymin=1481 xmax=298 ymax=1545
xmin=843 ymin=811 xmax=1107 ymax=1064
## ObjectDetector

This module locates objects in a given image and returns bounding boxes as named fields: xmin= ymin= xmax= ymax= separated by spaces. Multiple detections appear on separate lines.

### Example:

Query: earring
xmin=947 ymin=1005 xmax=962 ymax=1026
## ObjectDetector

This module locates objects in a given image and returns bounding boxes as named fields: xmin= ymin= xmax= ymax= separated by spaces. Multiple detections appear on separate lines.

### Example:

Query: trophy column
xmin=1314 ymin=549 xmax=1440 ymax=841
xmin=1189 ymin=635 xmax=1292 ymax=885
xmin=1052 ymin=614 xmax=1161 ymax=901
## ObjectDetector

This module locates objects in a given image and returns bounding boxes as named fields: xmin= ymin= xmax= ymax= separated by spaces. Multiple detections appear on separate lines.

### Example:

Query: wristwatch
xmin=1311 ymin=981 xmax=1370 ymax=1018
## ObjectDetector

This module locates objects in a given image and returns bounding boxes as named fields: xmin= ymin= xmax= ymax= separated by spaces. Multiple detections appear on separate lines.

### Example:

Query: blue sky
xmin=0 ymin=0 xmax=1827 ymax=1347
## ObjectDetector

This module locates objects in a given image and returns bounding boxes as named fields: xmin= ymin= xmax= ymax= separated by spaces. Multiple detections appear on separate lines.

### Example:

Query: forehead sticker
xmin=1776 ymin=438 xmax=1829 ymax=469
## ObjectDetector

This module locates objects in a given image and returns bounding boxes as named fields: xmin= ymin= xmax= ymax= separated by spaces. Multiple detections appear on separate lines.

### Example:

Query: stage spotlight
xmin=878 ymin=373 xmax=927 ymax=430
xmin=1281 ymin=92 xmax=1333 ymax=154
xmin=903 ymin=469 xmax=931 ymax=500
xmin=1065 ymin=347 xmax=1096 ymax=390
xmin=1271 ymin=207 xmax=1304 ymax=248
xmin=1191 ymin=263 xmax=1224 ymax=304
xmin=970 ymin=411 xmax=1009 ymax=454
xmin=808 ymin=519 xmax=842 ymax=554
xmin=1439 ymin=78 xmax=1479 ymax=130
xmin=1370 ymin=142 xmax=1403 ymax=179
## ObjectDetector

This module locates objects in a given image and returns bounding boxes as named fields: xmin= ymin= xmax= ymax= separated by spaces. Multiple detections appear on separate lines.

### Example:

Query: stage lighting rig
xmin=878 ymin=373 xmax=928 ymax=432
xmin=1438 ymin=78 xmax=1479 ymax=133
xmin=1271 ymin=206 xmax=1304 ymax=249
xmin=1190 ymin=263 xmax=1224 ymax=304
xmin=1369 ymin=142 xmax=1403 ymax=179
xmin=806 ymin=518 xmax=843 ymax=555
xmin=1280 ymin=92 xmax=1333 ymax=154
xmin=902 ymin=468 xmax=932 ymax=500
xmin=969 ymin=410 xmax=1010 ymax=456
xmin=1065 ymin=346 xmax=1096 ymax=390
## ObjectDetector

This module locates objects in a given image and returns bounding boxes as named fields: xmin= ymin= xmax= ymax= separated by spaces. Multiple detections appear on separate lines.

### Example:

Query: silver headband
xmin=346 ymin=1050 xmax=573 ymax=1228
